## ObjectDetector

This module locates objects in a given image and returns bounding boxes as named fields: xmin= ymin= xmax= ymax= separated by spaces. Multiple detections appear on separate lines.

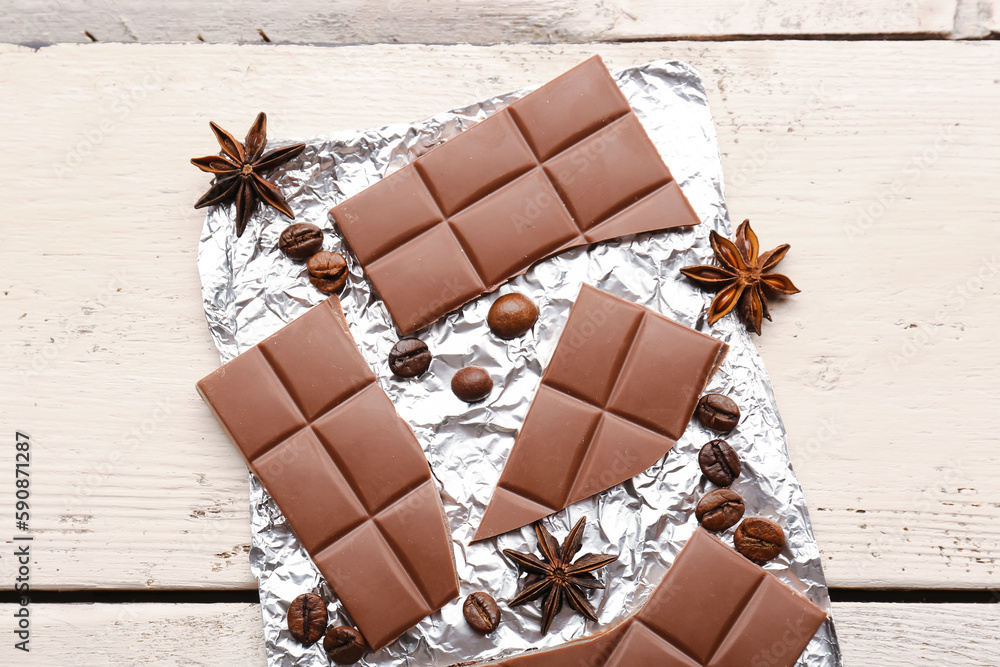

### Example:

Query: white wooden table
xmin=1 ymin=3 xmax=999 ymax=663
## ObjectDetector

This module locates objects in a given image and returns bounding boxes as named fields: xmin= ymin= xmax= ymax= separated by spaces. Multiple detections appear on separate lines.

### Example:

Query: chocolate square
xmin=508 ymin=56 xmax=632 ymax=161
xmin=543 ymin=115 xmax=671 ymax=230
xmin=258 ymin=301 xmax=375 ymax=420
xmin=312 ymin=385 xmax=429 ymax=514
xmin=707 ymin=577 xmax=828 ymax=667
xmin=197 ymin=347 xmax=306 ymax=461
xmin=416 ymin=110 xmax=536 ymax=216
xmin=604 ymin=623 xmax=701 ymax=667
xmin=637 ymin=529 xmax=765 ymax=662
xmin=365 ymin=224 xmax=485 ymax=334
xmin=449 ymin=170 xmax=581 ymax=286
xmin=499 ymin=386 xmax=602 ymax=509
xmin=312 ymin=521 xmax=430 ymax=648
xmin=335 ymin=167 xmax=444 ymax=265
xmin=607 ymin=309 xmax=727 ymax=440
xmin=254 ymin=429 xmax=368 ymax=553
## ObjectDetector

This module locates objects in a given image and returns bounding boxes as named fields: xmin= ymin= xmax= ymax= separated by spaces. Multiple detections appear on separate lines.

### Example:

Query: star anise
xmin=680 ymin=219 xmax=800 ymax=335
xmin=191 ymin=112 xmax=305 ymax=237
xmin=503 ymin=518 xmax=618 ymax=634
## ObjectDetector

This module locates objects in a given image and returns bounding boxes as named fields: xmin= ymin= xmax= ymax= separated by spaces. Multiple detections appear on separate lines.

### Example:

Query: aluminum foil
xmin=197 ymin=60 xmax=843 ymax=667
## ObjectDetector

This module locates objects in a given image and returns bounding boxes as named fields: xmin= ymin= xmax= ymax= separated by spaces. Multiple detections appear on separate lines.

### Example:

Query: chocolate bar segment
xmin=489 ymin=530 xmax=825 ymax=667
xmin=331 ymin=56 xmax=701 ymax=334
xmin=197 ymin=297 xmax=459 ymax=651
xmin=474 ymin=285 xmax=727 ymax=541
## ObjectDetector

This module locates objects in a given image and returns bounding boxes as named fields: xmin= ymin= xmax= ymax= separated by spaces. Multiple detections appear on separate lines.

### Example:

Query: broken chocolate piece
xmin=330 ymin=56 xmax=701 ymax=334
xmin=474 ymin=285 xmax=727 ymax=541
xmin=482 ymin=529 xmax=825 ymax=667
xmin=197 ymin=297 xmax=459 ymax=651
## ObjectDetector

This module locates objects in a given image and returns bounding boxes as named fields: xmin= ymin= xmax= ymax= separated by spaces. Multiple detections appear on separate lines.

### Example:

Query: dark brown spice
xmin=680 ymin=219 xmax=800 ymax=335
xmin=191 ymin=112 xmax=305 ymax=237
xmin=503 ymin=518 xmax=617 ymax=634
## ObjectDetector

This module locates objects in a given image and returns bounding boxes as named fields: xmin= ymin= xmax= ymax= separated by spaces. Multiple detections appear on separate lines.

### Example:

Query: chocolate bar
xmin=475 ymin=285 xmax=727 ymax=541
xmin=330 ymin=56 xmax=701 ymax=334
xmin=486 ymin=529 xmax=826 ymax=666
xmin=196 ymin=297 xmax=458 ymax=651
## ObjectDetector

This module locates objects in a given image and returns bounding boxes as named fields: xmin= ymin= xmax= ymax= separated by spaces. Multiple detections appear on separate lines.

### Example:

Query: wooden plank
xmin=722 ymin=41 xmax=1000 ymax=588
xmin=0 ymin=0 xmax=962 ymax=45
xmin=989 ymin=0 xmax=1000 ymax=33
xmin=0 ymin=41 xmax=998 ymax=590
xmin=0 ymin=602 xmax=996 ymax=664
xmin=835 ymin=602 xmax=1000 ymax=664
xmin=0 ymin=603 xmax=266 ymax=664
xmin=953 ymin=0 xmax=1000 ymax=37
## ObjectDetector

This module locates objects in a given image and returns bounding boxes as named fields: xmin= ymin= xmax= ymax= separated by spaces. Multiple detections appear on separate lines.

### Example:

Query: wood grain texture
xmin=952 ymin=0 xmax=1000 ymax=37
xmin=835 ymin=602 xmax=1000 ymax=664
xmin=0 ymin=602 xmax=996 ymax=664
xmin=989 ymin=0 xmax=1000 ymax=32
xmin=1 ymin=0 xmax=968 ymax=45
xmin=0 ymin=603 xmax=266 ymax=665
xmin=0 ymin=42 xmax=998 ymax=591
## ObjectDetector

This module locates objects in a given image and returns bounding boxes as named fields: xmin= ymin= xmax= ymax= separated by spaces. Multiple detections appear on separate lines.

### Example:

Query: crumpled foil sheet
xmin=197 ymin=60 xmax=843 ymax=667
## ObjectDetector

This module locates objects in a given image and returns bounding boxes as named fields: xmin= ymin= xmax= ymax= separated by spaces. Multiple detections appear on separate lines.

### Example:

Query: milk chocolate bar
xmin=486 ymin=529 xmax=826 ymax=667
xmin=330 ymin=56 xmax=701 ymax=334
xmin=475 ymin=285 xmax=727 ymax=541
xmin=196 ymin=297 xmax=459 ymax=651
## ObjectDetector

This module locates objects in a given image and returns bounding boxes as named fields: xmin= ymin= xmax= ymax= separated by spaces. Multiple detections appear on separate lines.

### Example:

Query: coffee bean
xmin=487 ymin=293 xmax=538 ymax=340
xmin=696 ymin=488 xmax=745 ymax=532
xmin=323 ymin=626 xmax=367 ymax=664
xmin=307 ymin=251 xmax=348 ymax=294
xmin=463 ymin=592 xmax=501 ymax=634
xmin=698 ymin=439 xmax=741 ymax=486
xmin=734 ymin=517 xmax=785 ymax=562
xmin=696 ymin=394 xmax=740 ymax=432
xmin=452 ymin=367 xmax=493 ymax=402
xmin=279 ymin=223 xmax=324 ymax=259
xmin=388 ymin=338 xmax=432 ymax=378
xmin=286 ymin=592 xmax=327 ymax=645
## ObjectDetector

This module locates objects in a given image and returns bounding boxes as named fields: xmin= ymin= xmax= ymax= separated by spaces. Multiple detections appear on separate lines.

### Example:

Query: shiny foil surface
xmin=197 ymin=60 xmax=843 ymax=667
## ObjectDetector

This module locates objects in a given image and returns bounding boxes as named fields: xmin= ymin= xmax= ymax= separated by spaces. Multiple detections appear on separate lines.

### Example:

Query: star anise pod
xmin=680 ymin=219 xmax=800 ymax=335
xmin=503 ymin=518 xmax=618 ymax=634
xmin=191 ymin=112 xmax=305 ymax=237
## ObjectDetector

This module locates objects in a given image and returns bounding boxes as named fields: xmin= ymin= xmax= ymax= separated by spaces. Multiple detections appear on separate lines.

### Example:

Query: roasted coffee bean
xmin=695 ymin=488 xmax=745 ymax=532
xmin=734 ymin=517 xmax=785 ymax=562
xmin=452 ymin=367 xmax=493 ymax=402
xmin=698 ymin=439 xmax=741 ymax=486
xmin=696 ymin=394 xmax=740 ymax=432
xmin=463 ymin=592 xmax=501 ymax=634
xmin=287 ymin=592 xmax=327 ymax=645
xmin=487 ymin=293 xmax=538 ymax=340
xmin=323 ymin=626 xmax=367 ymax=664
xmin=307 ymin=251 xmax=348 ymax=294
xmin=388 ymin=338 xmax=432 ymax=378
xmin=279 ymin=222 xmax=324 ymax=259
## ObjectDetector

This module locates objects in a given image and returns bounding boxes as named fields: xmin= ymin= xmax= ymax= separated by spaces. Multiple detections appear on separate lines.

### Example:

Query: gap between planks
xmin=1 ymin=588 xmax=998 ymax=604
